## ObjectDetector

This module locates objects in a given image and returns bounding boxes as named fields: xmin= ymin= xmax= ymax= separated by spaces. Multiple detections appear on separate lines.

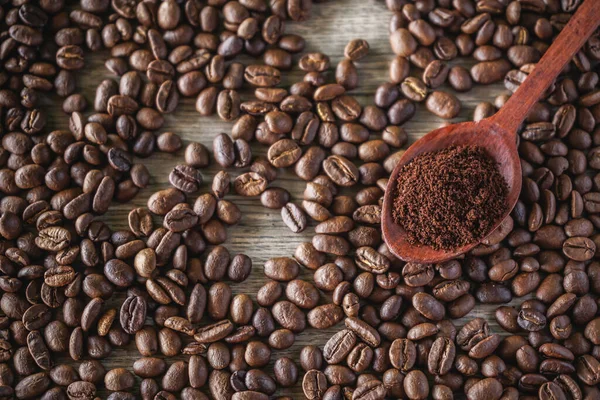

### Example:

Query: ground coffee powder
xmin=392 ymin=145 xmax=509 ymax=250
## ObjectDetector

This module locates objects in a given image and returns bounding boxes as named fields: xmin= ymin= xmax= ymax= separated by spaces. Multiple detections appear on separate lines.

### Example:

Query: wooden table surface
xmin=43 ymin=0 xmax=520 ymax=397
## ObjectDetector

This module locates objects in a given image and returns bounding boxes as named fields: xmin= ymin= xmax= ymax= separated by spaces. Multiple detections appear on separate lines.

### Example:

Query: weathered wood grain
xmin=43 ymin=0 xmax=524 ymax=397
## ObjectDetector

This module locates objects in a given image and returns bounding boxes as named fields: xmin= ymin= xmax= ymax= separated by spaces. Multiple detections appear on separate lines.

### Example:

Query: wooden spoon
xmin=382 ymin=0 xmax=600 ymax=264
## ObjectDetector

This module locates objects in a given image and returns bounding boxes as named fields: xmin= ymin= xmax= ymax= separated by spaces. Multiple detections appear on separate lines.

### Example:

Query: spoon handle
xmin=490 ymin=0 xmax=600 ymax=135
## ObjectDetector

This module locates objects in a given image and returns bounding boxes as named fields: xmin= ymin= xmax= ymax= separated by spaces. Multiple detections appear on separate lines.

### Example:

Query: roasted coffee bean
xmin=518 ymin=308 xmax=547 ymax=331
xmin=403 ymin=263 xmax=434 ymax=287
xmin=355 ymin=247 xmax=390 ymax=274
xmin=245 ymin=65 xmax=281 ymax=87
xmin=303 ymin=369 xmax=327 ymax=400
xmin=403 ymin=370 xmax=429 ymax=400
xmin=36 ymin=227 xmax=71 ymax=251
xmin=345 ymin=317 xmax=380 ymax=347
xmin=44 ymin=266 xmax=76 ymax=287
xmin=390 ymin=338 xmax=416 ymax=371
xmin=466 ymin=378 xmax=502 ymax=400
xmin=268 ymin=139 xmax=301 ymax=168
xmin=66 ymin=381 xmax=96 ymax=400
xmin=425 ymin=91 xmax=461 ymax=119
xmin=261 ymin=187 xmax=290 ymax=209
xmin=323 ymin=156 xmax=359 ymax=187
xmin=563 ymin=236 xmax=596 ymax=261
xmin=264 ymin=257 xmax=299 ymax=282
xmin=27 ymin=330 xmax=52 ymax=370
xmin=15 ymin=372 xmax=51 ymax=399
xmin=322 ymin=329 xmax=356 ymax=365
xmin=281 ymin=203 xmax=307 ymax=233
xmin=194 ymin=320 xmax=234 ymax=344
xmin=428 ymin=337 xmax=456 ymax=376
xmin=234 ymin=172 xmax=268 ymax=197
xmin=213 ymin=133 xmax=235 ymax=168
xmin=105 ymin=368 xmax=135 ymax=391
xmin=169 ymin=165 xmax=202 ymax=193
xmin=120 ymin=296 xmax=146 ymax=334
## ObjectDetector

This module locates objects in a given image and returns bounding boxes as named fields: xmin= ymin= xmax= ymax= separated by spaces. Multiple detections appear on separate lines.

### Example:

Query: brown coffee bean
xmin=27 ymin=330 xmax=52 ymax=370
xmin=268 ymin=139 xmax=301 ymax=168
xmin=471 ymin=60 xmax=511 ymax=84
xmin=281 ymin=203 xmax=307 ymax=233
xmin=428 ymin=337 xmax=456 ymax=376
xmin=323 ymin=156 xmax=359 ymax=187
xmin=36 ymin=227 xmax=71 ymax=252
xmin=120 ymin=295 xmax=146 ymax=334
xmin=563 ymin=236 xmax=596 ymax=261
xmin=345 ymin=317 xmax=380 ymax=347
xmin=234 ymin=172 xmax=268 ymax=197
xmin=303 ymin=369 xmax=327 ymax=400
xmin=272 ymin=301 xmax=305 ymax=333
xmin=390 ymin=29 xmax=417 ymax=57
xmin=169 ymin=165 xmax=202 ymax=193
xmin=67 ymin=381 xmax=97 ymax=400
xmin=403 ymin=370 xmax=429 ymax=400
xmin=466 ymin=377 xmax=503 ymax=400
xmin=105 ymin=368 xmax=135 ymax=391
xmin=307 ymin=304 xmax=344 ymax=329
xmin=245 ymin=65 xmax=281 ymax=87
xmin=390 ymin=338 xmax=417 ymax=371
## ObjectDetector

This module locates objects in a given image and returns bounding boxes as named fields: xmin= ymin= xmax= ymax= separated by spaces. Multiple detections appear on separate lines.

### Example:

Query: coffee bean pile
xmin=0 ymin=0 xmax=599 ymax=399
xmin=295 ymin=2 xmax=600 ymax=400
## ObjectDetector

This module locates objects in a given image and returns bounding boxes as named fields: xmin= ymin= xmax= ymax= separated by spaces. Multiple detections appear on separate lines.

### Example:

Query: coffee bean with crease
xmin=22 ymin=304 xmax=51 ymax=331
xmin=345 ymin=317 xmax=380 ymax=347
xmin=402 ymin=263 xmax=434 ymax=287
xmin=194 ymin=320 xmax=234 ymax=344
xmin=562 ymin=236 xmax=596 ymax=261
xmin=457 ymin=318 xmax=490 ymax=351
xmin=389 ymin=338 xmax=416 ymax=371
xmin=323 ymin=329 xmax=356 ymax=364
xmin=213 ymin=133 xmax=235 ymax=168
xmin=323 ymin=155 xmax=359 ymax=187
xmin=401 ymin=77 xmax=428 ymax=102
xmin=354 ymin=247 xmax=390 ymax=274
xmin=128 ymin=208 xmax=153 ymax=237
xmin=428 ymin=337 xmax=455 ymax=376
xmin=44 ymin=266 xmax=75 ymax=287
xmin=244 ymin=65 xmax=281 ymax=87
xmin=107 ymin=147 xmax=132 ymax=172
xmin=268 ymin=139 xmax=302 ymax=168
xmin=169 ymin=164 xmax=202 ymax=193
xmin=432 ymin=279 xmax=470 ymax=302
xmin=302 ymin=369 xmax=327 ymax=400
xmin=292 ymin=111 xmax=320 ymax=144
xmin=27 ymin=330 xmax=52 ymax=370
xmin=353 ymin=205 xmax=381 ymax=225
xmin=576 ymin=355 xmax=600 ymax=386
xmin=35 ymin=227 xmax=71 ymax=251
xmin=281 ymin=203 xmax=307 ymax=233
xmin=233 ymin=139 xmax=252 ymax=168
xmin=234 ymin=172 xmax=268 ymax=197
xmin=518 ymin=308 xmax=547 ymax=332
xmin=163 ymin=204 xmax=198 ymax=232
xmin=332 ymin=95 xmax=362 ymax=122
xmin=217 ymin=89 xmax=241 ymax=121
xmin=120 ymin=295 xmax=147 ymax=335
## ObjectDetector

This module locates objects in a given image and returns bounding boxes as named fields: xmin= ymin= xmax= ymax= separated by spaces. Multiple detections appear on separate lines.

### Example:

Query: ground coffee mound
xmin=392 ymin=145 xmax=509 ymax=250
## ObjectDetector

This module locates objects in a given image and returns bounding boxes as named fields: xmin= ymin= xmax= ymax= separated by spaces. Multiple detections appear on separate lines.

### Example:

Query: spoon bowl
xmin=381 ymin=0 xmax=599 ymax=263
xmin=381 ymin=118 xmax=521 ymax=263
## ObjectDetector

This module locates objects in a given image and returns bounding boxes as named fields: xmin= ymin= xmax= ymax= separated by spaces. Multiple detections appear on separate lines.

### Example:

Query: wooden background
xmin=43 ymin=0 xmax=518 ymax=397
